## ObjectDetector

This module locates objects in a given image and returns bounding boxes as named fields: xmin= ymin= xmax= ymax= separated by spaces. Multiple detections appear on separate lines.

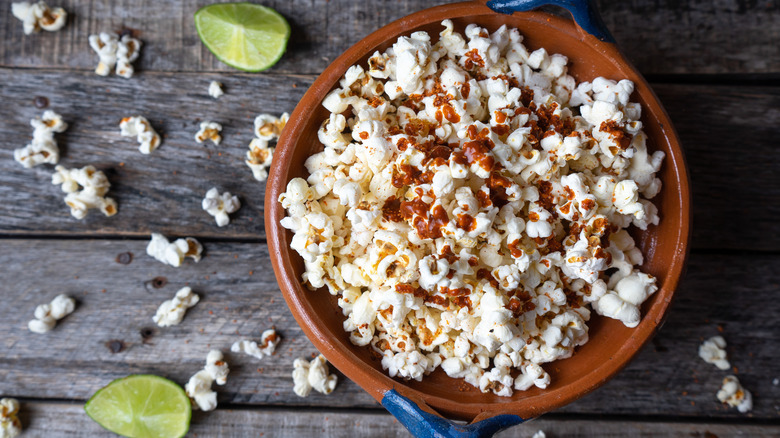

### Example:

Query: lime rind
xmin=84 ymin=374 xmax=191 ymax=438
xmin=194 ymin=2 xmax=291 ymax=72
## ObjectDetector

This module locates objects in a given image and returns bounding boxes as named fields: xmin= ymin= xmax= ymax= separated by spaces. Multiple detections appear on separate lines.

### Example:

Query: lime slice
xmin=84 ymin=375 xmax=192 ymax=438
xmin=194 ymin=2 xmax=290 ymax=72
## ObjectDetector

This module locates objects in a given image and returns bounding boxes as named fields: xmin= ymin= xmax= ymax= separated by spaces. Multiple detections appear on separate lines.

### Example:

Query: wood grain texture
xmin=1 ymin=239 xmax=778 ymax=419
xmin=14 ymin=402 xmax=780 ymax=437
xmin=1 ymin=69 xmax=778 ymax=251
xmin=0 ymin=0 xmax=778 ymax=75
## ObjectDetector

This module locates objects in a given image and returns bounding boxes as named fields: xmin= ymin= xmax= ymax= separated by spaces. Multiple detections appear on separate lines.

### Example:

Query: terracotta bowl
xmin=266 ymin=0 xmax=690 ymax=433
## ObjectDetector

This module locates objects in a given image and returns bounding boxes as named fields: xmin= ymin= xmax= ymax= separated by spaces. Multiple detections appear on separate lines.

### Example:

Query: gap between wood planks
xmin=12 ymin=401 xmax=780 ymax=437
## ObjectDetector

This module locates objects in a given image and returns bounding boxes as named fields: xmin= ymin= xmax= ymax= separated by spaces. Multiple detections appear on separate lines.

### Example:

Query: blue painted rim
xmin=381 ymin=389 xmax=524 ymax=438
xmin=486 ymin=0 xmax=616 ymax=43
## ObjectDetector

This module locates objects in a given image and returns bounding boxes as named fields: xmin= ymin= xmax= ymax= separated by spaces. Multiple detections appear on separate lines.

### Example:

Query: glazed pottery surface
xmin=266 ymin=0 xmax=690 ymax=423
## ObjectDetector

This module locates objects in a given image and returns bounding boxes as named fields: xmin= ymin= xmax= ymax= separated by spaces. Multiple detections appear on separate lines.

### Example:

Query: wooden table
xmin=1 ymin=0 xmax=778 ymax=436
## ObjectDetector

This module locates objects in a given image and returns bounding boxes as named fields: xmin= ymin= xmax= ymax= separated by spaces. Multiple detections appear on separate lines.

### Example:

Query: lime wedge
xmin=84 ymin=375 xmax=192 ymax=438
xmin=194 ymin=2 xmax=290 ymax=72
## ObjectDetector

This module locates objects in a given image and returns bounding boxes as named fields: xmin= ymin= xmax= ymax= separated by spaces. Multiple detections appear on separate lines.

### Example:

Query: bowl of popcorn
xmin=266 ymin=0 xmax=690 ymax=435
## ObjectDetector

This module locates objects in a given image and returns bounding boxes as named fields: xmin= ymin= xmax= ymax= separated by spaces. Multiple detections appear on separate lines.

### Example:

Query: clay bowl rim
xmin=266 ymin=0 xmax=691 ymax=423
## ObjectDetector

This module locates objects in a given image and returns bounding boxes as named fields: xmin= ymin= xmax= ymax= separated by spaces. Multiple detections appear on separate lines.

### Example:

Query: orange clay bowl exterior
xmin=266 ymin=1 xmax=690 ymax=423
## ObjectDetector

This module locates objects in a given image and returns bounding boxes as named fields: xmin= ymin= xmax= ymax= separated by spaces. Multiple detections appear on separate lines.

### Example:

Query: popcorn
xmin=152 ymin=287 xmax=199 ymax=327
xmin=27 ymin=294 xmax=75 ymax=334
xmin=119 ymin=116 xmax=161 ymax=154
xmin=0 ymin=398 xmax=22 ymax=438
xmin=146 ymin=233 xmax=202 ymax=267
xmin=185 ymin=350 xmax=230 ymax=411
xmin=208 ymin=81 xmax=224 ymax=99
xmin=231 ymin=329 xmax=281 ymax=360
xmin=88 ymin=32 xmax=142 ymax=78
xmin=280 ymin=21 xmax=664 ymax=397
xmin=716 ymin=375 xmax=753 ymax=413
xmin=195 ymin=121 xmax=222 ymax=145
xmin=51 ymin=165 xmax=117 ymax=219
xmin=245 ymin=113 xmax=288 ymax=181
xmin=292 ymin=354 xmax=338 ymax=397
xmin=201 ymin=188 xmax=240 ymax=227
xmin=531 ymin=431 xmax=546 ymax=438
xmin=14 ymin=110 xmax=67 ymax=168
xmin=698 ymin=336 xmax=730 ymax=370
xmin=11 ymin=2 xmax=66 ymax=35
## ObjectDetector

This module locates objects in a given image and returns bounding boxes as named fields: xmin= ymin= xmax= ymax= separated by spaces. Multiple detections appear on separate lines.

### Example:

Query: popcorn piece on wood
xmin=185 ymin=350 xmax=230 ymax=411
xmin=51 ymin=165 xmax=117 ymax=219
xmin=11 ymin=2 xmax=66 ymax=35
xmin=0 ymin=398 xmax=22 ymax=438
xmin=146 ymin=233 xmax=202 ymax=267
xmin=202 ymin=188 xmax=240 ymax=227
xmin=699 ymin=335 xmax=731 ymax=370
xmin=27 ymin=294 xmax=75 ymax=334
xmin=119 ymin=116 xmax=161 ymax=154
xmin=152 ymin=287 xmax=200 ymax=327
xmin=292 ymin=354 xmax=338 ymax=397
xmin=231 ymin=329 xmax=281 ymax=360
xmin=195 ymin=121 xmax=222 ymax=145
xmin=208 ymin=81 xmax=224 ymax=99
xmin=14 ymin=110 xmax=67 ymax=168
xmin=717 ymin=375 xmax=753 ymax=413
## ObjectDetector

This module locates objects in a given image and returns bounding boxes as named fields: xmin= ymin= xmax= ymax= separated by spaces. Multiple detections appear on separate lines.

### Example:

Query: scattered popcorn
xmin=14 ymin=110 xmax=68 ymax=168
xmin=201 ymin=188 xmax=240 ymax=227
xmin=185 ymin=350 xmax=230 ymax=411
xmin=292 ymin=354 xmax=338 ymax=397
xmin=51 ymin=165 xmax=117 ymax=219
xmin=698 ymin=336 xmax=730 ymax=370
xmin=152 ymin=287 xmax=200 ymax=327
xmin=0 ymin=398 xmax=21 ymax=438
xmin=27 ymin=294 xmax=75 ymax=334
xmin=717 ymin=375 xmax=753 ymax=413
xmin=119 ymin=116 xmax=161 ymax=154
xmin=231 ymin=329 xmax=281 ymax=360
xmin=88 ymin=32 xmax=141 ymax=78
xmin=208 ymin=81 xmax=224 ymax=99
xmin=280 ymin=21 xmax=665 ymax=396
xmin=245 ymin=113 xmax=288 ymax=181
xmin=195 ymin=121 xmax=222 ymax=145
xmin=531 ymin=431 xmax=546 ymax=438
xmin=11 ymin=1 xmax=66 ymax=35
xmin=146 ymin=233 xmax=202 ymax=267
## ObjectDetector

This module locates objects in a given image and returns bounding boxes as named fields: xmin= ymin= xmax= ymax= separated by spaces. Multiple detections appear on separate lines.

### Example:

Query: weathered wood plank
xmin=1 ymin=239 xmax=778 ymax=419
xmin=13 ymin=402 xmax=780 ymax=437
xmin=0 ymin=0 xmax=778 ymax=75
xmin=1 ymin=69 xmax=779 ymax=250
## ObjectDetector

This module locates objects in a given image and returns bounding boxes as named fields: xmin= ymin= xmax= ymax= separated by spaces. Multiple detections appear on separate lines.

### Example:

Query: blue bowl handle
xmin=486 ymin=0 xmax=615 ymax=43
xmin=381 ymin=389 xmax=524 ymax=438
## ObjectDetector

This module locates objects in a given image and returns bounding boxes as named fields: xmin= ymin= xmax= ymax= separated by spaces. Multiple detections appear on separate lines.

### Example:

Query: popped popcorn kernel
xmin=146 ymin=233 xmax=202 ymax=267
xmin=195 ymin=121 xmax=222 ymax=145
xmin=245 ymin=112 xmax=288 ymax=181
xmin=185 ymin=350 xmax=230 ymax=411
xmin=531 ymin=431 xmax=546 ymax=438
xmin=51 ymin=165 xmax=117 ymax=219
xmin=27 ymin=294 xmax=75 ymax=334
xmin=231 ymin=329 xmax=281 ymax=360
xmin=119 ymin=116 xmax=161 ymax=154
xmin=292 ymin=354 xmax=338 ymax=397
xmin=698 ymin=336 xmax=730 ymax=371
xmin=152 ymin=287 xmax=200 ymax=327
xmin=279 ymin=20 xmax=664 ymax=397
xmin=208 ymin=81 xmax=224 ymax=99
xmin=89 ymin=32 xmax=142 ymax=78
xmin=717 ymin=375 xmax=753 ymax=413
xmin=12 ymin=2 xmax=66 ymax=35
xmin=202 ymin=187 xmax=240 ymax=227
xmin=0 ymin=398 xmax=22 ymax=438
xmin=14 ymin=110 xmax=67 ymax=168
